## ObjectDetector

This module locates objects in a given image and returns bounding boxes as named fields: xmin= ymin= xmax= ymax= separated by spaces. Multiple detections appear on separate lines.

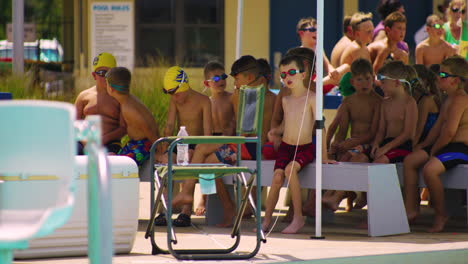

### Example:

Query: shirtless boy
xmin=105 ymin=67 xmax=159 ymax=166
xmin=368 ymin=11 xmax=409 ymax=73
xmin=372 ymin=61 xmax=418 ymax=164
xmin=330 ymin=16 xmax=354 ymax=68
xmin=323 ymin=59 xmax=382 ymax=211
xmin=204 ymin=61 xmax=235 ymax=137
xmin=296 ymin=17 xmax=340 ymax=86
xmin=194 ymin=61 xmax=235 ymax=217
xmin=162 ymin=66 xmax=213 ymax=227
xmin=262 ymin=53 xmax=334 ymax=234
xmin=419 ymin=56 xmax=468 ymax=232
xmin=416 ymin=15 xmax=457 ymax=66
xmin=335 ymin=12 xmax=375 ymax=78
xmin=75 ymin=52 xmax=126 ymax=154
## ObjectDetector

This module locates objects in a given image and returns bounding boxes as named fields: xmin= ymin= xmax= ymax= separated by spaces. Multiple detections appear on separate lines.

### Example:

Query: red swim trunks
xmin=274 ymin=141 xmax=316 ymax=171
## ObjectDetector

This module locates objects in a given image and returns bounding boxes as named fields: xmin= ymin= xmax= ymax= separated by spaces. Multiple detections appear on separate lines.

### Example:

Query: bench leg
xmin=367 ymin=166 xmax=410 ymax=236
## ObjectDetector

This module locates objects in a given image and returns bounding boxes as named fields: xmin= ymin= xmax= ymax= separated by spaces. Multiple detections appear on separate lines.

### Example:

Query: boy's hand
xmin=328 ymin=70 xmax=340 ymax=84
xmin=370 ymin=144 xmax=379 ymax=159
xmin=374 ymin=147 xmax=388 ymax=160
xmin=392 ymin=48 xmax=408 ymax=61
xmin=322 ymin=158 xmax=337 ymax=164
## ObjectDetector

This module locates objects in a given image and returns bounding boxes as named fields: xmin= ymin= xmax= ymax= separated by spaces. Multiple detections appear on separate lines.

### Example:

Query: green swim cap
xmin=339 ymin=72 xmax=355 ymax=97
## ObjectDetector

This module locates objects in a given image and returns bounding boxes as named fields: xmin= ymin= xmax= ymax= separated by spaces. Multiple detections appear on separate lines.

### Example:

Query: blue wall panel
xmin=269 ymin=0 xmax=343 ymax=67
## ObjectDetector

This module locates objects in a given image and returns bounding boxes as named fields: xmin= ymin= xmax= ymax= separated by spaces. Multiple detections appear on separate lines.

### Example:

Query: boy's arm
xmin=431 ymin=97 xmax=465 ymax=155
xmin=326 ymin=104 xmax=343 ymax=149
xmin=164 ymin=98 xmax=177 ymax=137
xmin=333 ymin=102 xmax=350 ymax=145
xmin=379 ymin=99 xmax=418 ymax=153
xmin=372 ymin=102 xmax=386 ymax=148
xmin=415 ymin=44 xmax=424 ymax=65
xmin=102 ymin=111 xmax=127 ymax=144
xmin=414 ymin=97 xmax=430 ymax=145
xmin=74 ymin=93 xmax=85 ymax=120
xmin=270 ymin=88 xmax=285 ymax=129
xmin=373 ymin=46 xmax=391 ymax=73
xmin=202 ymin=97 xmax=213 ymax=136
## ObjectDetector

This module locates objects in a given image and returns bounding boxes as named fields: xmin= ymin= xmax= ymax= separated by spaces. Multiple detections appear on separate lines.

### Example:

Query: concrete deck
xmin=14 ymin=183 xmax=468 ymax=264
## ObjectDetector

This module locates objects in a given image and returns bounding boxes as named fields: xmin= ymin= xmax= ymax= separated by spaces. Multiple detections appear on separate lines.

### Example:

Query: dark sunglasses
xmin=95 ymin=69 xmax=108 ymax=77
xmin=300 ymin=27 xmax=317 ymax=33
xmin=280 ymin=69 xmax=303 ymax=79
xmin=439 ymin=71 xmax=460 ymax=79
xmin=208 ymin=73 xmax=228 ymax=82
xmin=451 ymin=7 xmax=466 ymax=14
xmin=430 ymin=23 xmax=442 ymax=29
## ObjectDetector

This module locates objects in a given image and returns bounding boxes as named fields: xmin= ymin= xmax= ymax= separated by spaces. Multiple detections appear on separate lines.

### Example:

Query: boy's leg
xmin=174 ymin=144 xmax=224 ymax=214
xmin=403 ymin=149 xmax=429 ymax=222
xmin=422 ymin=157 xmax=448 ymax=232
xmin=204 ymin=152 xmax=236 ymax=227
xmin=282 ymin=161 xmax=305 ymax=234
xmin=261 ymin=169 xmax=285 ymax=231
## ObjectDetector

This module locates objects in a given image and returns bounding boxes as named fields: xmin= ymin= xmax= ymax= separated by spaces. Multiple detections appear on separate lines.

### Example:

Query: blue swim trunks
xmin=118 ymin=138 xmax=152 ymax=166
xmin=435 ymin=142 xmax=468 ymax=170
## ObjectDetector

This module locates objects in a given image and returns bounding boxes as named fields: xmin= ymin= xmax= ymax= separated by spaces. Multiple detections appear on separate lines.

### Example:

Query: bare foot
xmin=353 ymin=193 xmax=367 ymax=209
xmin=195 ymin=195 xmax=206 ymax=216
xmin=282 ymin=207 xmax=293 ymax=223
xmin=428 ymin=214 xmax=449 ymax=233
xmin=281 ymin=217 xmax=305 ymax=234
xmin=406 ymin=210 xmax=419 ymax=224
xmin=216 ymin=208 xmax=235 ymax=228
xmin=172 ymin=193 xmax=193 ymax=207
xmin=345 ymin=192 xmax=357 ymax=212
xmin=322 ymin=196 xmax=339 ymax=211
xmin=254 ymin=219 xmax=271 ymax=232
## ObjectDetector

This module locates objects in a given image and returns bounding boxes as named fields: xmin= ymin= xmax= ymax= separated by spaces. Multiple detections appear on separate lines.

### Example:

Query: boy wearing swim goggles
xmin=415 ymin=14 xmax=456 ymax=66
xmin=106 ymin=67 xmax=160 ymax=166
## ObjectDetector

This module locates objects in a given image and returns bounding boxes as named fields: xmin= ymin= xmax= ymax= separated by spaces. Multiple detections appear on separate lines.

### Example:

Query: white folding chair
xmin=0 ymin=100 xmax=113 ymax=264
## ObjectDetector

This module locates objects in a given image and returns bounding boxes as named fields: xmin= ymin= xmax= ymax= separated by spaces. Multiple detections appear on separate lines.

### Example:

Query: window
xmin=136 ymin=0 xmax=224 ymax=67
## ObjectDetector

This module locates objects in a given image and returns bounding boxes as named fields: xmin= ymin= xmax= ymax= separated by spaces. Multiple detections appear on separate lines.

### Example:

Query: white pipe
xmin=314 ymin=0 xmax=324 ymax=238
xmin=12 ymin=0 xmax=24 ymax=74
xmin=235 ymin=0 xmax=244 ymax=59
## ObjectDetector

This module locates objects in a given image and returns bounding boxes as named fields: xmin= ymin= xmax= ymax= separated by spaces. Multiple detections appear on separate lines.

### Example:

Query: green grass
xmin=0 ymin=60 xmax=172 ymax=135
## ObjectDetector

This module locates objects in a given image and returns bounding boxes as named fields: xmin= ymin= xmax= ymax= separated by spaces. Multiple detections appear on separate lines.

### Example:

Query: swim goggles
xmin=280 ymin=69 xmax=303 ymax=79
xmin=207 ymin=73 xmax=228 ymax=82
xmin=94 ymin=69 xmax=108 ymax=77
xmin=439 ymin=71 xmax=465 ymax=80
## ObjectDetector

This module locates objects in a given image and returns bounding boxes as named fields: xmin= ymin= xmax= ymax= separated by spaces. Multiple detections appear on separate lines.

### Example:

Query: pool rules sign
xmin=90 ymin=2 xmax=134 ymax=69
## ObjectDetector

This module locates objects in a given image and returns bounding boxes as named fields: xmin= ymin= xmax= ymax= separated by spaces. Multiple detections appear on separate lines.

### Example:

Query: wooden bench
xmin=13 ymin=156 xmax=139 ymax=259
xmin=206 ymin=161 xmax=410 ymax=237
xmin=396 ymin=164 xmax=468 ymax=225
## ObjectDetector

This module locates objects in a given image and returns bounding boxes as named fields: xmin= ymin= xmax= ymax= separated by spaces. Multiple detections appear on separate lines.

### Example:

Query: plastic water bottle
xmin=176 ymin=126 xmax=189 ymax=165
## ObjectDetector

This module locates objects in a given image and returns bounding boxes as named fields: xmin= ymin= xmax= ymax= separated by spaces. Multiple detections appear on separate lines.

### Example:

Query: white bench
xmin=221 ymin=161 xmax=409 ymax=237
xmin=396 ymin=164 xmax=468 ymax=225
xmin=13 ymin=156 xmax=139 ymax=259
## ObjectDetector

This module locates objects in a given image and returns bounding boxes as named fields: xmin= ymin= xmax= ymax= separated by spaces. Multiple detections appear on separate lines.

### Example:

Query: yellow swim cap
xmin=163 ymin=66 xmax=189 ymax=94
xmin=92 ymin=52 xmax=116 ymax=71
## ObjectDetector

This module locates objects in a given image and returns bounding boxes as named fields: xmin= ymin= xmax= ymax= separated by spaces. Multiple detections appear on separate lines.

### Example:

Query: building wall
xmin=225 ymin=0 xmax=270 ymax=73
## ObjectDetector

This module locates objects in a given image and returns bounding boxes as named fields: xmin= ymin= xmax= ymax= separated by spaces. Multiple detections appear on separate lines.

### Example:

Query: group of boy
xmin=75 ymin=3 xmax=468 ymax=233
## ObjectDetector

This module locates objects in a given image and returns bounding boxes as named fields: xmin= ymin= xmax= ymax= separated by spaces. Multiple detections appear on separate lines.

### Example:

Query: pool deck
xmin=14 ymin=183 xmax=468 ymax=264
